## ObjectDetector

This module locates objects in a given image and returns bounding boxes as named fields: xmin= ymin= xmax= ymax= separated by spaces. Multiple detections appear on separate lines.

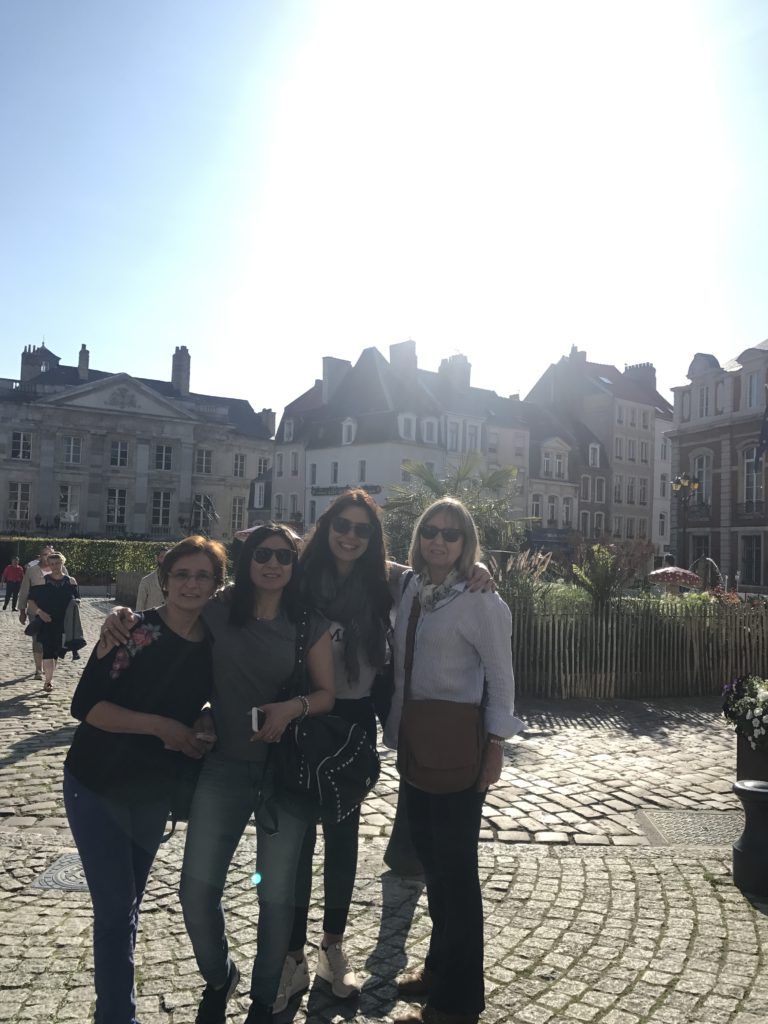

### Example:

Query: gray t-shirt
xmin=202 ymin=598 xmax=329 ymax=762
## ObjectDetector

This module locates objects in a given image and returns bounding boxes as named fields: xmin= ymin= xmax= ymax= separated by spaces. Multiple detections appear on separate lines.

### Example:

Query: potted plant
xmin=723 ymin=676 xmax=768 ymax=782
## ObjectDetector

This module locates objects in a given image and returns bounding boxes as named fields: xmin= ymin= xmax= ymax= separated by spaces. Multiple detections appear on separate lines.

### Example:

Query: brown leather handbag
xmin=397 ymin=594 xmax=485 ymax=794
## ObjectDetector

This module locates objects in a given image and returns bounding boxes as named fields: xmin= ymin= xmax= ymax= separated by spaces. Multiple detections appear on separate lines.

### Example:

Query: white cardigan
xmin=383 ymin=576 xmax=523 ymax=748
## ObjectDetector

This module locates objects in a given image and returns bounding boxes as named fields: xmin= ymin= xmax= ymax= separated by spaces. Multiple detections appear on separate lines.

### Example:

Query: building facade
xmin=1 ymin=344 xmax=274 ymax=543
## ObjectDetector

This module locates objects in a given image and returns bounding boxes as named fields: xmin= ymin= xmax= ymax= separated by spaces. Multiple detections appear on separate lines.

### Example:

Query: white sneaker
xmin=272 ymin=953 xmax=310 ymax=1013
xmin=316 ymin=941 xmax=360 ymax=999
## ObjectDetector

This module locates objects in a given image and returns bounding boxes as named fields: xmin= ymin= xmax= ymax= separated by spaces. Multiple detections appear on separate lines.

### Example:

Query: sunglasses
xmin=331 ymin=516 xmax=374 ymax=539
xmin=419 ymin=524 xmax=464 ymax=543
xmin=252 ymin=547 xmax=295 ymax=565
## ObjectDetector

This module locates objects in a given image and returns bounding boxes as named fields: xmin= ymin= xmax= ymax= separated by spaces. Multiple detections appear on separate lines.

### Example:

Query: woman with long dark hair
xmin=272 ymin=489 xmax=393 ymax=1010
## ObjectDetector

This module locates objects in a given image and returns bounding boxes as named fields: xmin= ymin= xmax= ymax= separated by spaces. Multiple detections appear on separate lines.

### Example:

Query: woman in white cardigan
xmin=385 ymin=498 xmax=523 ymax=1024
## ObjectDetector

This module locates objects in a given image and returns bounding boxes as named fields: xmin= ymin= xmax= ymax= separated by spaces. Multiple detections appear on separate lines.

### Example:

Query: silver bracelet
xmin=487 ymin=737 xmax=505 ymax=748
xmin=296 ymin=695 xmax=310 ymax=720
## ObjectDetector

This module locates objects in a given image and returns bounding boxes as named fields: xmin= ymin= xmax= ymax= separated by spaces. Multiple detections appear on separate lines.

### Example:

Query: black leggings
xmin=289 ymin=697 xmax=377 ymax=946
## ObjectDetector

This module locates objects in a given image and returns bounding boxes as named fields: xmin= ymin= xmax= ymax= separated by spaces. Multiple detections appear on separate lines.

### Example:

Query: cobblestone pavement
xmin=1 ymin=601 xmax=767 ymax=1024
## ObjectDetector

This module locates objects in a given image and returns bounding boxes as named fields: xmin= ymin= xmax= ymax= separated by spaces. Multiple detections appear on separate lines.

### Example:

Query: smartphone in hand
xmin=251 ymin=707 xmax=266 ymax=732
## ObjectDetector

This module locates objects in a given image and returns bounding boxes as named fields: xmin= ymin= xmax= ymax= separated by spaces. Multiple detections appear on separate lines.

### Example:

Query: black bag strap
xmin=402 ymin=591 xmax=421 ymax=704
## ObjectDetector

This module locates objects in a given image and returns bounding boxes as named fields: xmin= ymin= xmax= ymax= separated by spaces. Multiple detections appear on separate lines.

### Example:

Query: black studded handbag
xmin=271 ymin=608 xmax=380 ymax=825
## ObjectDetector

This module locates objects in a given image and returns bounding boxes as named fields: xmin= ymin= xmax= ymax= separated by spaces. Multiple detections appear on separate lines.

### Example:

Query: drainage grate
xmin=30 ymin=853 xmax=88 ymax=892
xmin=636 ymin=810 xmax=744 ymax=847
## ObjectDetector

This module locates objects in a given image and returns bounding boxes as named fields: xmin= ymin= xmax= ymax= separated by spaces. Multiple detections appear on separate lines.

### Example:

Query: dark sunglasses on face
xmin=331 ymin=516 xmax=374 ymax=539
xmin=419 ymin=524 xmax=464 ymax=543
xmin=252 ymin=547 xmax=295 ymax=565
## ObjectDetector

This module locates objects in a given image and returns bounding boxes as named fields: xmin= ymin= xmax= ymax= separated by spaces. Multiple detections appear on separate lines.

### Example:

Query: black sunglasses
xmin=419 ymin=524 xmax=464 ymax=543
xmin=331 ymin=516 xmax=374 ymax=539
xmin=252 ymin=547 xmax=295 ymax=565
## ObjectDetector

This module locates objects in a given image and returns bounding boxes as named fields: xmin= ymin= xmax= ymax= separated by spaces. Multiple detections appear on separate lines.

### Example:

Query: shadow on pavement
xmin=0 ymin=724 xmax=75 ymax=771
xmin=518 ymin=696 xmax=723 ymax=745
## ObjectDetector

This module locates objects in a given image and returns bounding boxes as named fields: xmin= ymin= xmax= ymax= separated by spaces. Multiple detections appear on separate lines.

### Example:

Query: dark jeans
xmin=3 ymin=581 xmax=20 ymax=610
xmin=405 ymin=781 xmax=486 ymax=1016
xmin=63 ymin=767 xmax=169 ymax=1024
xmin=290 ymin=696 xmax=377 ymax=946
xmin=180 ymin=753 xmax=309 ymax=1007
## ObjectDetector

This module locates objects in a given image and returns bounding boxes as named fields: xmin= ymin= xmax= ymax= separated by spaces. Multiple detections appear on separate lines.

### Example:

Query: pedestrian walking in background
xmin=2 ymin=557 xmax=24 ymax=610
xmin=385 ymin=498 xmax=522 ymax=1024
xmin=136 ymin=547 xmax=170 ymax=611
xmin=26 ymin=552 xmax=80 ymax=693
xmin=64 ymin=535 xmax=225 ymax=1024
xmin=18 ymin=544 xmax=55 ymax=680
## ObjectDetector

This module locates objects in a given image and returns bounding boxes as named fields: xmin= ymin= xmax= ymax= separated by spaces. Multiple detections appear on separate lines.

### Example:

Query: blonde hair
xmin=408 ymin=498 xmax=480 ymax=580
xmin=47 ymin=551 xmax=66 ymax=566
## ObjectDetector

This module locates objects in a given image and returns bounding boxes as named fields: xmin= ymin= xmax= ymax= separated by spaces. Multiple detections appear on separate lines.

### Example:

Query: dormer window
xmin=342 ymin=418 xmax=357 ymax=445
xmin=284 ymin=419 xmax=294 ymax=442
xmin=399 ymin=414 xmax=415 ymax=441
xmin=588 ymin=443 xmax=600 ymax=468
xmin=422 ymin=418 xmax=438 ymax=444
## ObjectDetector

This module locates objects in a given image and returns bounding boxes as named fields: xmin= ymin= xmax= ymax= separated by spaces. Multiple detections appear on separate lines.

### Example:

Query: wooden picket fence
xmin=510 ymin=602 xmax=768 ymax=699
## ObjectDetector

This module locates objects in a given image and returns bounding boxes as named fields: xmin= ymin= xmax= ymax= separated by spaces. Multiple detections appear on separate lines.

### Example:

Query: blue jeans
xmin=63 ymin=768 xmax=169 ymax=1024
xmin=179 ymin=753 xmax=309 ymax=1007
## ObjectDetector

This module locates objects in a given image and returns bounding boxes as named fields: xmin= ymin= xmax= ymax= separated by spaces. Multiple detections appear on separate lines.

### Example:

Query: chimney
xmin=77 ymin=344 xmax=89 ymax=381
xmin=172 ymin=345 xmax=191 ymax=396
xmin=624 ymin=362 xmax=657 ymax=392
xmin=322 ymin=356 xmax=351 ymax=404
xmin=259 ymin=408 xmax=276 ymax=436
xmin=389 ymin=339 xmax=418 ymax=376
xmin=569 ymin=345 xmax=587 ymax=362
xmin=438 ymin=353 xmax=472 ymax=390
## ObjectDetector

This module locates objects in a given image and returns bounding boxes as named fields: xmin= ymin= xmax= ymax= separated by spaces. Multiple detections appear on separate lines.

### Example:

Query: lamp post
xmin=671 ymin=472 xmax=699 ymax=568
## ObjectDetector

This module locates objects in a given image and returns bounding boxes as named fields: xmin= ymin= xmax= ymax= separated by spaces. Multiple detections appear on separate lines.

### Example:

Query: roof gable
xmin=39 ymin=373 xmax=197 ymax=420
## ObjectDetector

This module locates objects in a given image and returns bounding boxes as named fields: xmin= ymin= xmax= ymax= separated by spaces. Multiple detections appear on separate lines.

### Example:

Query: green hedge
xmin=0 ymin=536 xmax=164 ymax=585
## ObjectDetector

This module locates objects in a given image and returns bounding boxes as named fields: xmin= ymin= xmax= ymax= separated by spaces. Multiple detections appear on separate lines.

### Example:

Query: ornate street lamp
xmin=671 ymin=473 xmax=699 ymax=568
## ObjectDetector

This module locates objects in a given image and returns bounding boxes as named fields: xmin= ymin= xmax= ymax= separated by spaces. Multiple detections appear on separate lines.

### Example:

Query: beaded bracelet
xmin=487 ymin=737 xmax=505 ymax=748
xmin=296 ymin=694 xmax=310 ymax=720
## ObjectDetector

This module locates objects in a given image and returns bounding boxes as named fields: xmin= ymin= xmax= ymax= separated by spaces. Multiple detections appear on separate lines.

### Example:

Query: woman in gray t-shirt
xmin=178 ymin=524 xmax=335 ymax=1024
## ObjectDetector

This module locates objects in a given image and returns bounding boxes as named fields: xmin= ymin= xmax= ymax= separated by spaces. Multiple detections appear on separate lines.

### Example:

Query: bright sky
xmin=2 ymin=0 xmax=767 ymax=421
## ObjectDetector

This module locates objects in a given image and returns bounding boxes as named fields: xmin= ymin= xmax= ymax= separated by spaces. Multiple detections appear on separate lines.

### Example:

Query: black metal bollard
xmin=733 ymin=780 xmax=768 ymax=896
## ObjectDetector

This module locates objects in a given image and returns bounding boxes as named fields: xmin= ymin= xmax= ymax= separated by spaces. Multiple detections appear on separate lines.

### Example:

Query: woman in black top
xmin=27 ymin=550 xmax=79 ymax=692
xmin=63 ymin=535 xmax=227 ymax=1024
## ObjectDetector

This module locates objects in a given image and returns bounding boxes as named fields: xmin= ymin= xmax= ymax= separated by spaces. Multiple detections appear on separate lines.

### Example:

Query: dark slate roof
xmin=518 ymin=401 xmax=578 ymax=447
xmin=527 ymin=356 xmax=673 ymax=417
xmin=10 ymin=363 xmax=272 ymax=439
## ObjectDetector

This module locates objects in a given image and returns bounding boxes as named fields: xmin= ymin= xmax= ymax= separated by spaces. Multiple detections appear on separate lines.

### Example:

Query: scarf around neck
xmin=416 ymin=567 xmax=463 ymax=613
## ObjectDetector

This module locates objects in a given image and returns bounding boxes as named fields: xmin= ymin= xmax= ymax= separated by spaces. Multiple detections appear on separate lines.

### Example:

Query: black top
xmin=65 ymin=609 xmax=213 ymax=804
xmin=30 ymin=576 xmax=80 ymax=619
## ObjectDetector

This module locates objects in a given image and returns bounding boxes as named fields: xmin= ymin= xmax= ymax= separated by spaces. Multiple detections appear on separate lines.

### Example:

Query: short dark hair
xmin=229 ymin=523 xmax=303 ymax=626
xmin=158 ymin=536 xmax=227 ymax=592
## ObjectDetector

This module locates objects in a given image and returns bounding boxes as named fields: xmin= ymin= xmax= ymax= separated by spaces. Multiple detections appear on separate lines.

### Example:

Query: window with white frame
xmin=310 ymin=463 xmax=317 ymax=485
xmin=746 ymin=372 xmax=759 ymax=409
xmin=342 ymin=419 xmax=356 ymax=444
xmin=693 ymin=452 xmax=713 ymax=504
xmin=594 ymin=511 xmax=604 ymax=536
xmin=423 ymin=419 xmax=437 ymax=444
xmin=744 ymin=446 xmax=764 ymax=503
xmin=257 ymin=456 xmax=270 ymax=476
xmin=715 ymin=380 xmax=725 ymax=414
xmin=580 ymin=510 xmax=590 ymax=535
xmin=234 ymin=453 xmax=246 ymax=478
xmin=276 ymin=453 xmax=284 ymax=477
xmin=640 ymin=440 xmax=649 ymax=463
xmin=641 ymin=410 xmax=649 ymax=430
xmin=290 ymin=451 xmax=298 ymax=476
xmin=191 ymin=494 xmax=214 ymax=530
xmin=639 ymin=478 xmax=648 ymax=505
xmin=467 ymin=425 xmax=478 ymax=451
xmin=110 ymin=440 xmax=129 ymax=468
xmin=273 ymin=493 xmax=284 ymax=518
xmin=11 ymin=431 xmax=32 ymax=461
xmin=661 ymin=438 xmax=669 ymax=461
xmin=698 ymin=387 xmax=710 ymax=418
xmin=547 ymin=495 xmax=558 ymax=524
xmin=400 ymin=416 xmax=415 ymax=441
xmin=629 ymin=407 xmax=637 ymax=428
xmin=331 ymin=461 xmax=339 ymax=484
xmin=614 ymin=437 xmax=624 ymax=460
xmin=253 ymin=482 xmax=265 ymax=508
xmin=289 ymin=493 xmax=298 ymax=515
xmin=8 ymin=482 xmax=30 ymax=521
xmin=58 ymin=484 xmax=77 ymax=516
xmin=64 ymin=435 xmax=82 ymax=465
xmin=358 ymin=460 xmax=366 ymax=482
xmin=612 ymin=515 xmax=622 ymax=538
xmin=580 ymin=475 xmax=591 ymax=501
xmin=284 ymin=419 xmax=294 ymax=442
xmin=106 ymin=488 xmax=127 ymax=524
xmin=542 ymin=450 xmax=552 ymax=476
xmin=660 ymin=473 xmax=668 ymax=498
xmin=616 ymin=405 xmax=624 ymax=425
xmin=531 ymin=494 xmax=542 ymax=519
xmin=595 ymin=477 xmax=605 ymax=503
xmin=231 ymin=496 xmax=245 ymax=533
xmin=626 ymin=517 xmax=635 ymax=539
xmin=614 ymin=474 xmax=623 ymax=502
xmin=627 ymin=439 xmax=636 ymax=462
xmin=447 ymin=422 xmax=459 ymax=451
xmin=589 ymin=444 xmax=600 ymax=468
xmin=152 ymin=490 xmax=171 ymax=528
xmin=195 ymin=448 xmax=212 ymax=474
xmin=155 ymin=444 xmax=172 ymax=471
xmin=562 ymin=497 xmax=572 ymax=527
xmin=638 ymin=518 xmax=647 ymax=539
xmin=626 ymin=477 xmax=636 ymax=504
xmin=555 ymin=453 xmax=565 ymax=479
